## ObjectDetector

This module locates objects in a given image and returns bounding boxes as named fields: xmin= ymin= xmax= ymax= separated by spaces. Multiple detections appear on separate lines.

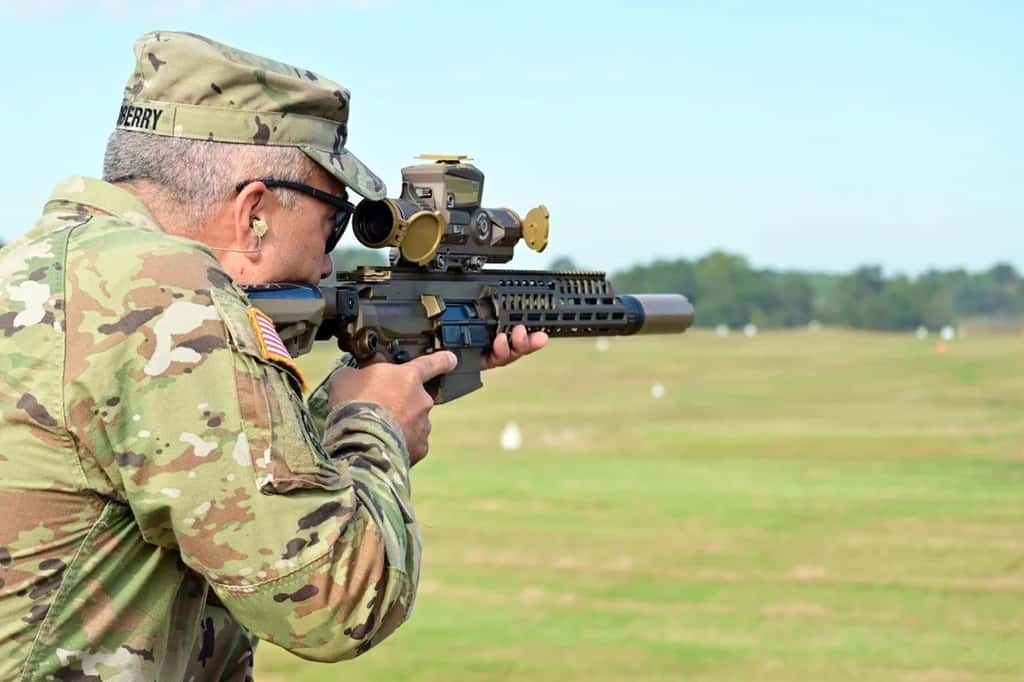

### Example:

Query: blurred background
xmin=3 ymin=1 xmax=1023 ymax=680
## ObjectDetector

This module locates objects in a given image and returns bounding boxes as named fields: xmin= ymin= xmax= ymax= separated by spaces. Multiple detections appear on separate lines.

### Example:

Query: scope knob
xmin=522 ymin=205 xmax=550 ymax=252
xmin=472 ymin=211 xmax=492 ymax=243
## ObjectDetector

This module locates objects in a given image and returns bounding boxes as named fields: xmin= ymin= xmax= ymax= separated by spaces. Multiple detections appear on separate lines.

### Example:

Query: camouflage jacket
xmin=0 ymin=178 xmax=421 ymax=681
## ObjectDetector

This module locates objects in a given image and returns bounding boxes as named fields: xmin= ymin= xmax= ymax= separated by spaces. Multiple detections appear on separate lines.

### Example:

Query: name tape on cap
xmin=117 ymin=104 xmax=165 ymax=132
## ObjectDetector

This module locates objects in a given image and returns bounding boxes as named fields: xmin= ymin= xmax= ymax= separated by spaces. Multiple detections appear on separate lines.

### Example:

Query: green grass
xmin=256 ymin=329 xmax=1024 ymax=681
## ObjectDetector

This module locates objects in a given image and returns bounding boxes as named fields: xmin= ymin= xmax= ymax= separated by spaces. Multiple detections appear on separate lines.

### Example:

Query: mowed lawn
xmin=256 ymin=329 xmax=1024 ymax=682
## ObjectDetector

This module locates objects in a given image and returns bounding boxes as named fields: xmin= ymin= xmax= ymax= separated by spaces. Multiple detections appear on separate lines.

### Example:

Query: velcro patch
xmin=249 ymin=307 xmax=307 ymax=392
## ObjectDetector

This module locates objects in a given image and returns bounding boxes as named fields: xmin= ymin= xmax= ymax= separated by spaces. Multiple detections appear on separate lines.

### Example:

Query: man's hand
xmin=483 ymin=325 xmax=548 ymax=370
xmin=328 ymin=325 xmax=544 ymax=464
xmin=329 ymin=351 xmax=457 ymax=466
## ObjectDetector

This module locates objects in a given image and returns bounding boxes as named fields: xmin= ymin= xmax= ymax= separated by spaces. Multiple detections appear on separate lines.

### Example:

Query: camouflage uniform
xmin=0 ymin=33 xmax=420 ymax=681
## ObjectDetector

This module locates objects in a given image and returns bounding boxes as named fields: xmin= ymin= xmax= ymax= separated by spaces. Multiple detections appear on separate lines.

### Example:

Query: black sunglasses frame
xmin=235 ymin=178 xmax=355 ymax=254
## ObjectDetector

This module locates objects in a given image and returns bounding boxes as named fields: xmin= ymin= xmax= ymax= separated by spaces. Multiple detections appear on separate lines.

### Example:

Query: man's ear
xmin=231 ymin=182 xmax=268 ymax=252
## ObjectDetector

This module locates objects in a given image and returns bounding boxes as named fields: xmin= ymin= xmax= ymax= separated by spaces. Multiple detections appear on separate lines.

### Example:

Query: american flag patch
xmin=248 ymin=307 xmax=307 ymax=391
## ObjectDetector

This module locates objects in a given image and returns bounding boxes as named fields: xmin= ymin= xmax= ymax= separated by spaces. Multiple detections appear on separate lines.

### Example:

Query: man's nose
xmin=320 ymin=253 xmax=334 ymax=280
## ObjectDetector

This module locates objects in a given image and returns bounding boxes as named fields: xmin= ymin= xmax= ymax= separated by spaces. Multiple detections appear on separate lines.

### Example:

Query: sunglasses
xmin=235 ymin=178 xmax=355 ymax=254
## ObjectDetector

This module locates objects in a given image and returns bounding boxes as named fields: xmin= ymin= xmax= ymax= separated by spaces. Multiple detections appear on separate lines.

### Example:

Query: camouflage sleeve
xmin=67 ymin=230 xmax=419 ymax=662
xmin=305 ymin=353 xmax=358 ymax=438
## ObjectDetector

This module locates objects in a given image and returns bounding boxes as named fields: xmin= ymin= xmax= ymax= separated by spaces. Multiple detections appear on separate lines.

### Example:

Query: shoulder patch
xmin=249 ymin=307 xmax=307 ymax=392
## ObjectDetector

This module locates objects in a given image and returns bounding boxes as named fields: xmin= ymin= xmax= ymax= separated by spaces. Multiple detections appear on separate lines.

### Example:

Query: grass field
xmin=255 ymin=329 xmax=1024 ymax=681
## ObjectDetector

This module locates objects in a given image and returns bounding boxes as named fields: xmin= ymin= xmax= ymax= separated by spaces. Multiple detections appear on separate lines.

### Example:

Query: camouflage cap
xmin=116 ymin=31 xmax=386 ymax=200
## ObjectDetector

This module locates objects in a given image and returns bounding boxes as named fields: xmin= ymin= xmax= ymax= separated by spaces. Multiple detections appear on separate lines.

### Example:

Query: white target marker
xmin=500 ymin=422 xmax=522 ymax=451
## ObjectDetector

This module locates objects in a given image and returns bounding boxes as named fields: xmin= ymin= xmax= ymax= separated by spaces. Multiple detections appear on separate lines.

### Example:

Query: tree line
xmin=559 ymin=251 xmax=1022 ymax=332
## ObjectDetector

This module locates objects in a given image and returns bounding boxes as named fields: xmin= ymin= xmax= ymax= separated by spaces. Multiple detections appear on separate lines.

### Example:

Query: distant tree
xmin=693 ymin=251 xmax=759 ymax=327
xmin=612 ymin=258 xmax=697 ymax=298
xmin=913 ymin=270 xmax=957 ymax=329
xmin=549 ymin=255 xmax=580 ymax=271
xmin=987 ymin=262 xmax=1018 ymax=286
xmin=774 ymin=272 xmax=815 ymax=326
xmin=954 ymin=276 xmax=1013 ymax=317
xmin=833 ymin=266 xmax=885 ymax=328
xmin=873 ymin=276 xmax=924 ymax=330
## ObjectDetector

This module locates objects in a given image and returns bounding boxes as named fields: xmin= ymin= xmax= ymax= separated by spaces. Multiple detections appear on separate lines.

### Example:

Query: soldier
xmin=0 ymin=32 xmax=546 ymax=680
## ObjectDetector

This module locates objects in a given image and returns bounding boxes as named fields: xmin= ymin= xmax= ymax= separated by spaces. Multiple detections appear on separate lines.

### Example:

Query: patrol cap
xmin=116 ymin=31 xmax=386 ymax=200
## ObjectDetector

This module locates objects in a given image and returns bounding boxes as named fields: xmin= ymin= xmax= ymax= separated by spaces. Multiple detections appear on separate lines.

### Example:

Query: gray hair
xmin=102 ymin=130 xmax=315 ymax=229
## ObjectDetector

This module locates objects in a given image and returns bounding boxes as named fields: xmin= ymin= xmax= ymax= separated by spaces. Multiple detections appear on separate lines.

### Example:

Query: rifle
xmin=244 ymin=155 xmax=694 ymax=402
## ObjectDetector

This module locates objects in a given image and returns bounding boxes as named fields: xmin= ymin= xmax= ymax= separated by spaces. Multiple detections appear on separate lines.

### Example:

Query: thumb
xmin=411 ymin=351 xmax=458 ymax=383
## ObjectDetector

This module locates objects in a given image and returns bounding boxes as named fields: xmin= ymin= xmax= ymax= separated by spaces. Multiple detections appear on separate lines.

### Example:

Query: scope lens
xmin=353 ymin=200 xmax=396 ymax=247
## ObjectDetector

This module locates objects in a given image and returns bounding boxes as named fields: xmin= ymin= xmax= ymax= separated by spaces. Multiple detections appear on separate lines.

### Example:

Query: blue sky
xmin=1 ymin=1 xmax=1020 ymax=274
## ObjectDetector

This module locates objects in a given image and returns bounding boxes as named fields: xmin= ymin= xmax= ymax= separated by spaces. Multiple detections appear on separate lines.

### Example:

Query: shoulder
xmin=66 ymin=218 xmax=237 ymax=298
xmin=62 ymin=221 xmax=252 ymax=383
xmin=63 ymin=218 xmax=251 ymax=348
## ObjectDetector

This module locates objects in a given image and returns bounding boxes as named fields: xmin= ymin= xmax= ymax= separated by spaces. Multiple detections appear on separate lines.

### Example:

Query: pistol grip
xmin=424 ymin=349 xmax=484 ymax=404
